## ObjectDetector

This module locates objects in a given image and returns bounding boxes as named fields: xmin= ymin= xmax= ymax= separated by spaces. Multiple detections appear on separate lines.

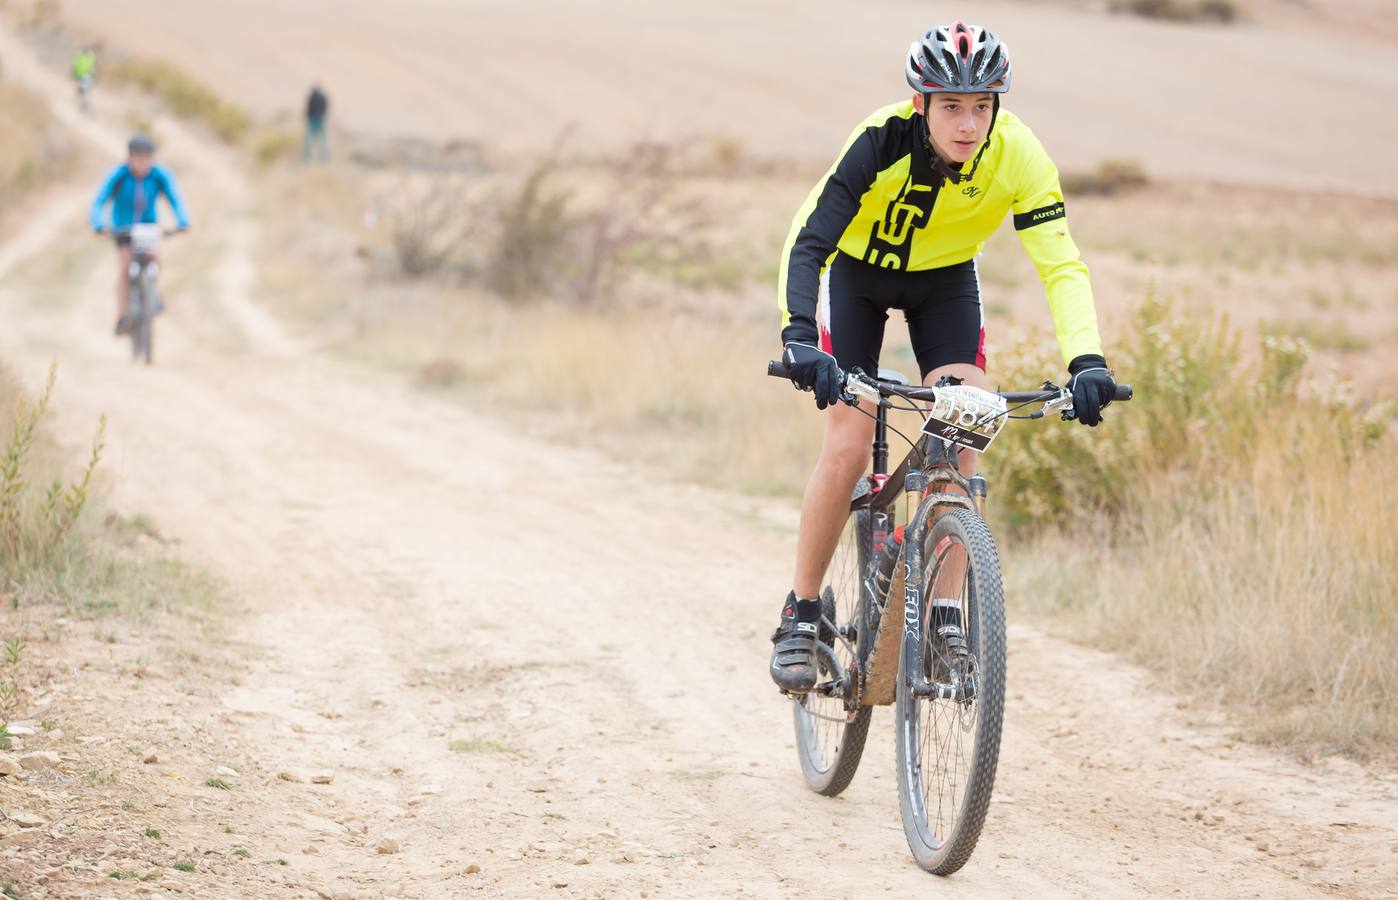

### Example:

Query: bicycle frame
xmin=856 ymin=401 xmax=982 ymax=707
xmin=767 ymin=360 xmax=1131 ymax=709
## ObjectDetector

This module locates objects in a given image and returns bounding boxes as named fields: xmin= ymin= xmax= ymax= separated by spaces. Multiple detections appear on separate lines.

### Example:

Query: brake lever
xmin=840 ymin=371 xmax=882 ymax=407
xmin=1030 ymin=388 xmax=1075 ymax=420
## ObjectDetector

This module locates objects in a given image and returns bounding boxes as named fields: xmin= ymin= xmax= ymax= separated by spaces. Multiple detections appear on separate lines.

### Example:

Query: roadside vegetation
xmin=102 ymin=56 xmax=250 ymax=143
xmin=1109 ymin=0 xmax=1239 ymax=23
xmin=0 ymin=363 xmax=220 ymax=722
xmin=996 ymin=297 xmax=1397 ymax=761
xmin=0 ymin=70 xmax=74 ymax=215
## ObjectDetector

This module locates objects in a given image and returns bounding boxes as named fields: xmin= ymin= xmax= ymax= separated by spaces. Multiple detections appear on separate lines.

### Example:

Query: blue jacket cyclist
xmin=90 ymin=133 xmax=190 ymax=335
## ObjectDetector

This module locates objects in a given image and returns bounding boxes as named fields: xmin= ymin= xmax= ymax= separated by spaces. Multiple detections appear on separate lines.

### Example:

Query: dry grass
xmin=361 ymin=297 xmax=820 ymax=497
xmin=103 ymin=56 xmax=250 ymax=142
xmin=994 ymin=297 xmax=1397 ymax=760
xmin=0 ymin=76 xmax=74 ymax=212
xmin=249 ymin=125 xmax=301 ymax=169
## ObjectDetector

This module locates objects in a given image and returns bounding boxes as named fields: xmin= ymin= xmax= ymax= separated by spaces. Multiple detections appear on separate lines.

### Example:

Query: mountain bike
xmin=767 ymin=360 xmax=1131 ymax=874
xmin=119 ymin=224 xmax=177 ymax=366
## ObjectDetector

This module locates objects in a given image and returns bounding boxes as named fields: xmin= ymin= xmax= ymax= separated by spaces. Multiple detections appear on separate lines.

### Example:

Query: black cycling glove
xmin=783 ymin=342 xmax=843 ymax=410
xmin=1067 ymin=354 xmax=1115 ymax=427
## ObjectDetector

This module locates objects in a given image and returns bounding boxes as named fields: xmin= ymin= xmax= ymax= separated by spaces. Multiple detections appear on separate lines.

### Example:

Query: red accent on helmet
xmin=951 ymin=20 xmax=972 ymax=59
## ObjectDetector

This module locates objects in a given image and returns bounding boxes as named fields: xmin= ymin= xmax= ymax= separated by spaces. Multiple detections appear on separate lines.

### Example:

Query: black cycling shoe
xmin=770 ymin=592 xmax=819 ymax=694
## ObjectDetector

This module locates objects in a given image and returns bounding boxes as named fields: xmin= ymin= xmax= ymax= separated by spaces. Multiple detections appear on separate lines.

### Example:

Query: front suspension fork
xmin=900 ymin=468 xmax=986 ymax=701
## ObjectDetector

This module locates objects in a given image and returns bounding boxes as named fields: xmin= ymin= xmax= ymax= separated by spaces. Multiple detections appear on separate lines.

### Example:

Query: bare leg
xmin=923 ymin=362 xmax=986 ymax=482
xmin=792 ymin=401 xmax=876 ymax=599
xmin=922 ymin=362 xmax=986 ymax=619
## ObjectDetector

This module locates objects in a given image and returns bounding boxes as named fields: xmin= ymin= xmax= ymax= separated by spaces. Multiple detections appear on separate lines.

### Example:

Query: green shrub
xmin=1109 ymin=0 xmax=1239 ymax=23
xmin=992 ymin=295 xmax=1398 ymax=758
xmin=1 ymin=364 xmax=105 ymax=587
xmin=1061 ymin=158 xmax=1149 ymax=197
xmin=991 ymin=293 xmax=1392 ymax=533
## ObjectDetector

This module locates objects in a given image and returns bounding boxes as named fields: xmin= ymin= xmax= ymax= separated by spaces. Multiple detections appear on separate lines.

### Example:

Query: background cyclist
xmin=89 ymin=134 xmax=191 ymax=335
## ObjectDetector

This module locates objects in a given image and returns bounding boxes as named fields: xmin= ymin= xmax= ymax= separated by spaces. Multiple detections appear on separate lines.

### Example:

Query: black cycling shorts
xmin=817 ymin=251 xmax=985 ymax=380
xmin=113 ymin=232 xmax=132 ymax=248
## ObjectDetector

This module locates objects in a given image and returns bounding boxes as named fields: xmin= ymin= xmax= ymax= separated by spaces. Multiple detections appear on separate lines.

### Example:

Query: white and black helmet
xmin=905 ymin=21 xmax=1012 ymax=94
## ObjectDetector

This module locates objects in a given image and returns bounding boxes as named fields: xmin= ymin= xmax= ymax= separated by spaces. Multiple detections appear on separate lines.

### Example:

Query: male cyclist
xmin=71 ymin=45 xmax=96 ymax=109
xmin=769 ymin=22 xmax=1117 ymax=692
xmin=90 ymin=134 xmax=190 ymax=335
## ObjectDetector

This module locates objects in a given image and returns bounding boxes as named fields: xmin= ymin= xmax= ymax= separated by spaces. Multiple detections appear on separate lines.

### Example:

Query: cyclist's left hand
xmin=1067 ymin=356 xmax=1114 ymax=427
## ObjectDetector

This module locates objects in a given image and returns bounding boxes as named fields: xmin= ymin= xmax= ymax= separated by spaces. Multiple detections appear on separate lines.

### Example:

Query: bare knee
xmin=816 ymin=406 xmax=875 ymax=480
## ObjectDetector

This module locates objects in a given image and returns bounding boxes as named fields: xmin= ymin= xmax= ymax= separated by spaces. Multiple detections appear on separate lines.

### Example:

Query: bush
xmin=1109 ymin=0 xmax=1239 ymax=23
xmin=1061 ymin=158 xmax=1149 ymax=197
xmin=250 ymin=126 xmax=301 ymax=168
xmin=386 ymin=175 xmax=487 ymax=279
xmin=104 ymin=57 xmax=250 ymax=142
xmin=991 ymin=296 xmax=1398 ymax=758
xmin=485 ymin=142 xmax=718 ymax=303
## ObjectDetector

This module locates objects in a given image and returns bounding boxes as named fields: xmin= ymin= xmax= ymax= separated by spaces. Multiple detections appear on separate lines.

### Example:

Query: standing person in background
xmin=303 ymin=83 xmax=330 ymax=164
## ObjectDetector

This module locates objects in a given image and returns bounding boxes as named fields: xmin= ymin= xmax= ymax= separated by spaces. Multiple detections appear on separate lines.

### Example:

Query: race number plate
xmin=921 ymin=385 xmax=1008 ymax=453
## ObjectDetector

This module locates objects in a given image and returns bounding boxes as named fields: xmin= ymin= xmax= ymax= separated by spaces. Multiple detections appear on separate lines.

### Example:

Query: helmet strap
xmin=957 ymin=95 xmax=1000 ymax=183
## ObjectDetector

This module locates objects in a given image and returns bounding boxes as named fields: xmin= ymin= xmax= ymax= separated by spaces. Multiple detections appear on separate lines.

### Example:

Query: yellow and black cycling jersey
xmin=777 ymin=100 xmax=1103 ymax=368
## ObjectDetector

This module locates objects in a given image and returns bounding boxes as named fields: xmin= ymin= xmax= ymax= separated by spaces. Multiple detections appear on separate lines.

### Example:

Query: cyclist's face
xmin=128 ymin=152 xmax=153 ymax=177
xmin=917 ymin=92 xmax=994 ymax=163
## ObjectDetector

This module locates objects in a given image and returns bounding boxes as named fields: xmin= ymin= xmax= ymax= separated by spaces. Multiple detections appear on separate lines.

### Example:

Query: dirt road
xmin=2 ymin=25 xmax=1397 ymax=899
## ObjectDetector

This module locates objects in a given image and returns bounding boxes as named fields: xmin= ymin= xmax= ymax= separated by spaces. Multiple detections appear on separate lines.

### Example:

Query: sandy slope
xmin=55 ymin=0 xmax=1398 ymax=197
xmin=2 ymin=23 xmax=1397 ymax=900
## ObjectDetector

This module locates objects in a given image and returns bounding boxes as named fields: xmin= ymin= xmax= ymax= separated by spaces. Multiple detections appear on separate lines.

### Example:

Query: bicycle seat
xmin=878 ymin=368 xmax=910 ymax=386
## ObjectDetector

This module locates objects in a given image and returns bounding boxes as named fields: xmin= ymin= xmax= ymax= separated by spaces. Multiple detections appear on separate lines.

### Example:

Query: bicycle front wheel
xmin=792 ymin=479 xmax=875 ymax=796
xmin=129 ymin=281 xmax=153 ymax=365
xmin=895 ymin=507 xmax=1006 ymax=875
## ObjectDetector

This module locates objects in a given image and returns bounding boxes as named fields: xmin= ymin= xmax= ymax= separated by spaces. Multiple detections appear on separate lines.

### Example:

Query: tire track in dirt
xmin=1 ymin=23 xmax=1396 ymax=899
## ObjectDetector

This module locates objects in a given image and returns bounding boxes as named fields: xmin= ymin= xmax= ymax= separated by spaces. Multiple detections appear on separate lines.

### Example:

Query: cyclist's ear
xmin=912 ymin=94 xmax=926 ymax=115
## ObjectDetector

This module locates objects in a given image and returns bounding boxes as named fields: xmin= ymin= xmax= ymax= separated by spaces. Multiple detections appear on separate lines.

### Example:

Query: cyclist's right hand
xmin=782 ymin=342 xmax=843 ymax=410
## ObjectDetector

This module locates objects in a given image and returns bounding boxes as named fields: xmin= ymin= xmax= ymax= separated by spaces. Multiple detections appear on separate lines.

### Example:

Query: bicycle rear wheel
xmin=792 ymin=479 xmax=875 ymax=796
xmin=895 ymin=507 xmax=1006 ymax=875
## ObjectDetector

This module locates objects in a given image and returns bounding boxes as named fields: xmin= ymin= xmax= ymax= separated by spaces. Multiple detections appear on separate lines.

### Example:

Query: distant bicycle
xmin=76 ymin=74 xmax=93 ymax=114
xmin=115 ymin=224 xmax=177 ymax=365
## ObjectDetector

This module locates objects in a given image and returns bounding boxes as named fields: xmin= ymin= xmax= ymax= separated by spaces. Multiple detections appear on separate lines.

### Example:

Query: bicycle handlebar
xmin=766 ymin=360 xmax=1133 ymax=403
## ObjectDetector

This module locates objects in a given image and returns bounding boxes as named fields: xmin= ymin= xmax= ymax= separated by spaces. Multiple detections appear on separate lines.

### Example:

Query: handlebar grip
xmin=1114 ymin=384 xmax=1133 ymax=401
xmin=767 ymin=360 xmax=791 ymax=379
